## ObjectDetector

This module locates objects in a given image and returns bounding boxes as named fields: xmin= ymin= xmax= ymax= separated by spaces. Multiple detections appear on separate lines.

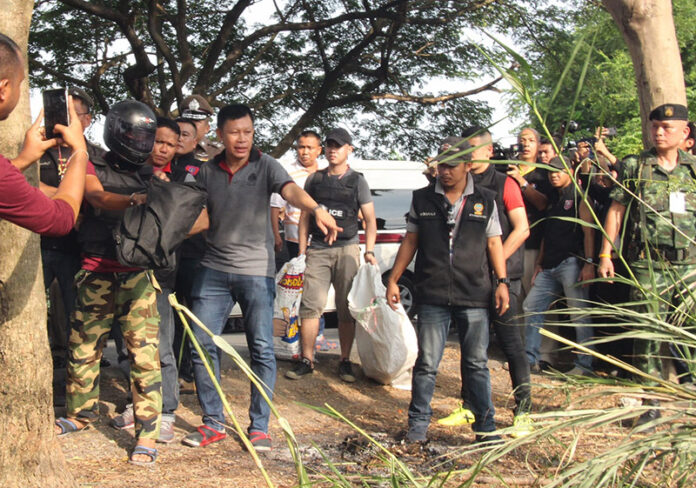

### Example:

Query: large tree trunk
xmin=0 ymin=2 xmax=75 ymax=486
xmin=603 ymin=0 xmax=687 ymax=148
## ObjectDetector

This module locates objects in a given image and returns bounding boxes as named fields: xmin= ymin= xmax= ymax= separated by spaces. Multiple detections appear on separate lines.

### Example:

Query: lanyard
xmin=448 ymin=197 xmax=467 ymax=264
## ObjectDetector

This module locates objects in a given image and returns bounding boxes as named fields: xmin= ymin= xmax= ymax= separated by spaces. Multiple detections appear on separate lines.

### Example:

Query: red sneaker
xmin=182 ymin=425 xmax=226 ymax=447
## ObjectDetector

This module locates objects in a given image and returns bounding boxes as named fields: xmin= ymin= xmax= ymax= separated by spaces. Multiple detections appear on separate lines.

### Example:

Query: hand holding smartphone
xmin=43 ymin=88 xmax=69 ymax=140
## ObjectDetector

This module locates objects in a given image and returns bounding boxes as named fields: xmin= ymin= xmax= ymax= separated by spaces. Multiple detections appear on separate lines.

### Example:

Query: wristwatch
xmin=585 ymin=257 xmax=595 ymax=264
xmin=496 ymin=277 xmax=510 ymax=287
xmin=520 ymin=181 xmax=529 ymax=191
xmin=364 ymin=251 xmax=375 ymax=257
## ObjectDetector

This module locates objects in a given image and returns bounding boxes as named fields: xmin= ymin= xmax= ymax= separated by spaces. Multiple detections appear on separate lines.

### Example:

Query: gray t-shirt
xmin=304 ymin=167 xmax=372 ymax=248
xmin=196 ymin=150 xmax=292 ymax=277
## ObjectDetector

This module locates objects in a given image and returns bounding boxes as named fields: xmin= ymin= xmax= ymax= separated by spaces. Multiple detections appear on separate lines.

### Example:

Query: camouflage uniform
xmin=610 ymin=148 xmax=696 ymax=381
xmin=67 ymin=269 xmax=162 ymax=439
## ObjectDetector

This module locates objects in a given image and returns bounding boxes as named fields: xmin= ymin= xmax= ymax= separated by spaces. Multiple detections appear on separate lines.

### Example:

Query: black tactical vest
xmin=77 ymin=152 xmax=147 ymax=260
xmin=412 ymin=182 xmax=495 ymax=307
xmin=473 ymin=166 xmax=524 ymax=279
xmin=306 ymin=168 xmax=361 ymax=242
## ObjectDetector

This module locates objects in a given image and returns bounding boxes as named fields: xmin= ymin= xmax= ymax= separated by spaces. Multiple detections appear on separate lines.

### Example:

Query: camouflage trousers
xmin=67 ymin=269 xmax=162 ymax=439
xmin=630 ymin=260 xmax=696 ymax=384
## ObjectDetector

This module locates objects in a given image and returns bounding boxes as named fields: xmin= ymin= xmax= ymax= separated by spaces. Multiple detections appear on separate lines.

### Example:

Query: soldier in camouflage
xmin=599 ymin=103 xmax=696 ymax=425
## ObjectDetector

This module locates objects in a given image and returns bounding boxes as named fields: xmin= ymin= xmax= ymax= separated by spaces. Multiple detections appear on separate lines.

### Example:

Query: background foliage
xmin=514 ymin=0 xmax=696 ymax=157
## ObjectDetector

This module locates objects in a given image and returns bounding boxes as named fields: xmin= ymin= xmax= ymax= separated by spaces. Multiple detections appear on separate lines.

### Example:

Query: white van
xmin=230 ymin=159 xmax=428 ymax=319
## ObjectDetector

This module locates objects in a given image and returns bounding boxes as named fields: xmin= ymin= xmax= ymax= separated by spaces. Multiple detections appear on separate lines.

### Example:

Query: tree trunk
xmin=603 ymin=0 xmax=687 ymax=149
xmin=0 ymin=2 xmax=75 ymax=486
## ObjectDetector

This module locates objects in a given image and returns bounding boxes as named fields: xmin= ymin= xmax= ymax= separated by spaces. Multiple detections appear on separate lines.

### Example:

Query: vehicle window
xmin=370 ymin=189 xmax=412 ymax=230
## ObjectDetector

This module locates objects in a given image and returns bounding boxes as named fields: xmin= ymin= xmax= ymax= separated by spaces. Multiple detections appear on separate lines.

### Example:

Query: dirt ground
xmin=52 ymin=333 xmax=630 ymax=488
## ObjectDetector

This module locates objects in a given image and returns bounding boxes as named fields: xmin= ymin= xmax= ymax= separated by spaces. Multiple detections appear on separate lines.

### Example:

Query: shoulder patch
xmin=185 ymin=165 xmax=200 ymax=176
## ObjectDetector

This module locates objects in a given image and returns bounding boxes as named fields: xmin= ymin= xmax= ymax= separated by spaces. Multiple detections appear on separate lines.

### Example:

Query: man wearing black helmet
xmin=54 ymin=100 xmax=163 ymax=467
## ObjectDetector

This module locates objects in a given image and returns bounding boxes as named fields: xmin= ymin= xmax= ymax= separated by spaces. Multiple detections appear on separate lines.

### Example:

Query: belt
xmin=646 ymin=247 xmax=689 ymax=262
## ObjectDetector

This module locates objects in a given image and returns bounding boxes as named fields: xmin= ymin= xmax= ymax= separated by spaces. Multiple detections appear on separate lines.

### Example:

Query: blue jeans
xmin=157 ymin=287 xmax=179 ymax=418
xmin=409 ymin=305 xmax=495 ymax=435
xmin=190 ymin=266 xmax=276 ymax=433
xmin=523 ymin=257 xmax=594 ymax=370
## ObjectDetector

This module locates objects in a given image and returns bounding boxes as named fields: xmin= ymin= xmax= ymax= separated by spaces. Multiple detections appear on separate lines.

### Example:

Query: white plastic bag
xmin=348 ymin=264 xmax=418 ymax=387
xmin=272 ymin=255 xmax=306 ymax=360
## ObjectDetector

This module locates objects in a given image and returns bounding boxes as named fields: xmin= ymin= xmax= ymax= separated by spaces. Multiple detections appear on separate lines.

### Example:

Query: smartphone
xmin=43 ymin=88 xmax=69 ymax=139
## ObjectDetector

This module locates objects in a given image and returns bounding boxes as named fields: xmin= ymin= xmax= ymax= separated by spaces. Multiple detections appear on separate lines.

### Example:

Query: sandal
xmin=128 ymin=445 xmax=158 ymax=466
xmin=55 ymin=417 xmax=90 ymax=437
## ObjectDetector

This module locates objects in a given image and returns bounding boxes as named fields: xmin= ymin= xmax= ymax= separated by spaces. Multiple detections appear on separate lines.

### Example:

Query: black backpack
xmin=114 ymin=176 xmax=207 ymax=269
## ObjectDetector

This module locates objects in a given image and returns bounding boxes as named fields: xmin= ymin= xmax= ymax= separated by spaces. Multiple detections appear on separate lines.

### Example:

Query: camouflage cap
xmin=649 ymin=104 xmax=688 ymax=121
xmin=435 ymin=136 xmax=471 ymax=165
xmin=180 ymin=95 xmax=214 ymax=120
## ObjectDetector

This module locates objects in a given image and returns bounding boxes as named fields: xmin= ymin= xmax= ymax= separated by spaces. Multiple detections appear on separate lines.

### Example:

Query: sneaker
xmin=285 ymin=358 xmax=314 ymax=380
xmin=157 ymin=418 xmax=175 ymax=444
xmin=338 ymin=359 xmax=356 ymax=383
xmin=248 ymin=431 xmax=272 ymax=452
xmin=110 ymin=404 xmax=134 ymax=430
xmin=633 ymin=408 xmax=662 ymax=432
xmin=510 ymin=413 xmax=534 ymax=438
xmin=404 ymin=429 xmax=427 ymax=443
xmin=182 ymin=425 xmax=227 ymax=447
xmin=437 ymin=405 xmax=475 ymax=426
xmin=474 ymin=433 xmax=504 ymax=445
xmin=565 ymin=366 xmax=592 ymax=376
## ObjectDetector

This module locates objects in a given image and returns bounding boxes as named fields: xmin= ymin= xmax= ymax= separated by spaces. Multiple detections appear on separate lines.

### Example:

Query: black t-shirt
xmin=542 ymin=184 xmax=584 ymax=269
xmin=522 ymin=167 xmax=554 ymax=250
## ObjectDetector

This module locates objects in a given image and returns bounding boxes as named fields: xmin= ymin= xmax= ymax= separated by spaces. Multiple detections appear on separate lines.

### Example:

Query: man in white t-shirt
xmin=271 ymin=130 xmax=327 ymax=257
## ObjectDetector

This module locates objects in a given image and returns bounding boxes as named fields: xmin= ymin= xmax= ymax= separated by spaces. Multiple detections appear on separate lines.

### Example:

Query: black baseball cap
xmin=325 ymin=128 xmax=352 ymax=146
xmin=69 ymin=86 xmax=93 ymax=110
xmin=649 ymin=104 xmax=688 ymax=121
xmin=435 ymin=136 xmax=471 ymax=165
xmin=548 ymin=156 xmax=570 ymax=170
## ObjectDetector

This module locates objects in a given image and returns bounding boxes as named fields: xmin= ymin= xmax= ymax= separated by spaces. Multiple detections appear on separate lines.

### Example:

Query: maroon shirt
xmin=0 ymin=154 xmax=75 ymax=236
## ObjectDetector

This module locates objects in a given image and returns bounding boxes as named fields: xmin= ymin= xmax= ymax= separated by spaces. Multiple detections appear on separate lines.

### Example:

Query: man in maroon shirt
xmin=0 ymin=32 xmax=88 ymax=235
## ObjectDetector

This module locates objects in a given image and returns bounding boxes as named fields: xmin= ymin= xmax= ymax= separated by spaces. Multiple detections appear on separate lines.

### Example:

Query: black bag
xmin=114 ymin=177 xmax=207 ymax=269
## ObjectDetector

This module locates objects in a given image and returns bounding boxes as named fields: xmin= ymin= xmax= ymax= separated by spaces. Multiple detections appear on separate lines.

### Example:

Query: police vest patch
xmin=473 ymin=202 xmax=484 ymax=215
xmin=185 ymin=165 xmax=200 ymax=176
xmin=564 ymin=199 xmax=573 ymax=211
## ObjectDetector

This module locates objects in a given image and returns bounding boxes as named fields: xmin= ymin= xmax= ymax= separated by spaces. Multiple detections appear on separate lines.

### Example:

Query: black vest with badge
xmin=77 ymin=152 xmax=147 ymax=261
xmin=473 ymin=166 xmax=524 ymax=279
xmin=306 ymin=168 xmax=361 ymax=243
xmin=412 ymin=182 xmax=496 ymax=307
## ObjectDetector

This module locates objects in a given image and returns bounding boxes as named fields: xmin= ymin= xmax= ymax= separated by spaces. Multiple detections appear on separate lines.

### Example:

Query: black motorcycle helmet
xmin=103 ymin=100 xmax=157 ymax=166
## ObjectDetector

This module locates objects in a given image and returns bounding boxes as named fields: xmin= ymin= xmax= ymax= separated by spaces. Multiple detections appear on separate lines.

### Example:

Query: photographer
xmin=0 ymin=33 xmax=88 ymax=236
xmin=506 ymin=128 xmax=554 ymax=299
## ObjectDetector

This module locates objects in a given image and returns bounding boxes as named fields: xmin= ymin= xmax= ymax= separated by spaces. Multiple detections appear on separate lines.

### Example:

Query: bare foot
xmin=131 ymin=438 xmax=157 ymax=464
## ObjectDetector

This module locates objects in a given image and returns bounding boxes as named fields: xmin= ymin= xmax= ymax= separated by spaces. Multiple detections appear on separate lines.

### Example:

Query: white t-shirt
xmin=270 ymin=159 xmax=328 ymax=242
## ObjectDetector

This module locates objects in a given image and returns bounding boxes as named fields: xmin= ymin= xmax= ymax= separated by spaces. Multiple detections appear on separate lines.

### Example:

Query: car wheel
xmin=397 ymin=275 xmax=416 ymax=318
